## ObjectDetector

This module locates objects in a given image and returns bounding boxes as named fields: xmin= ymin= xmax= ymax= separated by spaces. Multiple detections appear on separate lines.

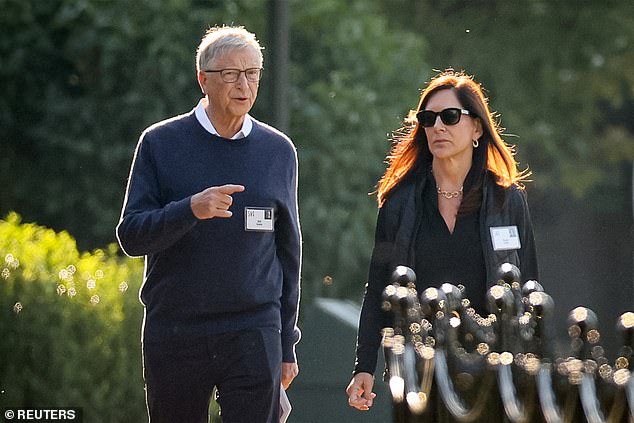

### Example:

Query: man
xmin=116 ymin=25 xmax=301 ymax=423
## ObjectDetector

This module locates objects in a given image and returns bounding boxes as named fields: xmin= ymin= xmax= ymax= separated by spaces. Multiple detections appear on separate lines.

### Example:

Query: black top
xmin=353 ymin=169 xmax=539 ymax=376
xmin=414 ymin=175 xmax=487 ymax=314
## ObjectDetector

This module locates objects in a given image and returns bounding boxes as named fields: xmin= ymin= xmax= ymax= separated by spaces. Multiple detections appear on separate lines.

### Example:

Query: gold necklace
xmin=436 ymin=185 xmax=463 ymax=199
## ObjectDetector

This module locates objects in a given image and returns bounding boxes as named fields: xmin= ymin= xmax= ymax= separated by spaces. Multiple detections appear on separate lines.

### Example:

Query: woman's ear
xmin=473 ymin=117 xmax=484 ymax=140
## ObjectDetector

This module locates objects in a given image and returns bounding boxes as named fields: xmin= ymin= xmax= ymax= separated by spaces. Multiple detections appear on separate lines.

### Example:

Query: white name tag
xmin=490 ymin=226 xmax=521 ymax=251
xmin=244 ymin=207 xmax=274 ymax=232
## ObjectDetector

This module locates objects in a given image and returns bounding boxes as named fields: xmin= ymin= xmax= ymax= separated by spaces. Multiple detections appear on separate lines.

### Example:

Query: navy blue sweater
xmin=117 ymin=110 xmax=302 ymax=362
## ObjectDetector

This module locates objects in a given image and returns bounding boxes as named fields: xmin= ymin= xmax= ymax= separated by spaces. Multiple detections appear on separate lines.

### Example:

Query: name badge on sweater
xmin=490 ymin=226 xmax=521 ymax=251
xmin=244 ymin=207 xmax=274 ymax=232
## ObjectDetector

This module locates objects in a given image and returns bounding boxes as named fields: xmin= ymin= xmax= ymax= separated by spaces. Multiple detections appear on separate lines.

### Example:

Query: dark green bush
xmin=0 ymin=213 xmax=146 ymax=421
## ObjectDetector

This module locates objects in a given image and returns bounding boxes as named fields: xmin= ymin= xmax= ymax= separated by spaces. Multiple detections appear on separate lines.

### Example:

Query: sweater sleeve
xmin=276 ymin=146 xmax=302 ymax=363
xmin=116 ymin=131 xmax=198 ymax=257
xmin=353 ymin=205 xmax=392 ymax=375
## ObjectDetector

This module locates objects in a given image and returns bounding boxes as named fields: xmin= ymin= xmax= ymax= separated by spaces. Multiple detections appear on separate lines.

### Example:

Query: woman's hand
xmin=346 ymin=372 xmax=376 ymax=411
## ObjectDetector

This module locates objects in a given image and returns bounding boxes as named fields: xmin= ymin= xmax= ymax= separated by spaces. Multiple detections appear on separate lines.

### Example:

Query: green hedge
xmin=0 ymin=213 xmax=146 ymax=421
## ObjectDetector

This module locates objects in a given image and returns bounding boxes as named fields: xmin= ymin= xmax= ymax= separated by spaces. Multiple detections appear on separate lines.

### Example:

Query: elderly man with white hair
xmin=117 ymin=25 xmax=301 ymax=423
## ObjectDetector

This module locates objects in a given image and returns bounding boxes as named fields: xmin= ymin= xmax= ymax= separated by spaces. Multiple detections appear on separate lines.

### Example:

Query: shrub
xmin=0 ymin=213 xmax=146 ymax=421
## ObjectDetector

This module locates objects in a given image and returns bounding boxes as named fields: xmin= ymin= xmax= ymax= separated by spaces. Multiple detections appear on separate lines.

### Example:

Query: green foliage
xmin=0 ymin=0 xmax=244 ymax=249
xmin=0 ymin=213 xmax=146 ymax=422
xmin=289 ymin=0 xmax=428 ymax=298
xmin=379 ymin=0 xmax=634 ymax=200
xmin=2 ymin=0 xmax=632 ymax=301
xmin=0 ymin=0 xmax=429 ymax=300
xmin=1 ymin=0 xmax=632 ymax=416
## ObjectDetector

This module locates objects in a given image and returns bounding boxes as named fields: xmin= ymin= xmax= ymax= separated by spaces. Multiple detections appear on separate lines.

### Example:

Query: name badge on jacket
xmin=490 ymin=226 xmax=521 ymax=251
xmin=244 ymin=207 xmax=274 ymax=232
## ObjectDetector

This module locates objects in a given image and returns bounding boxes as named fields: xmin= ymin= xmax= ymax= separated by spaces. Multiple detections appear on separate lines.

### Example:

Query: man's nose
xmin=235 ymin=71 xmax=249 ymax=86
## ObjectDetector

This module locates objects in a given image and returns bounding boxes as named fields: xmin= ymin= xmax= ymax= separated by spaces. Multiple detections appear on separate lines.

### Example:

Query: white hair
xmin=196 ymin=25 xmax=264 ymax=72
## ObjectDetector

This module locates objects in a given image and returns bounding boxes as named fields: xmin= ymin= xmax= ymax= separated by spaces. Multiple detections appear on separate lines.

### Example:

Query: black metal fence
xmin=381 ymin=264 xmax=634 ymax=423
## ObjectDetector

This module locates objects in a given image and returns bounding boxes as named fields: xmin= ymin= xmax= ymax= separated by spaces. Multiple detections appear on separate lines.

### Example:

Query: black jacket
xmin=353 ymin=170 xmax=539 ymax=375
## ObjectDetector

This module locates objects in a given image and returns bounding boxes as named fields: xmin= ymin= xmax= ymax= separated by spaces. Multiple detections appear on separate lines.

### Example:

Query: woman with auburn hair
xmin=346 ymin=70 xmax=539 ymax=412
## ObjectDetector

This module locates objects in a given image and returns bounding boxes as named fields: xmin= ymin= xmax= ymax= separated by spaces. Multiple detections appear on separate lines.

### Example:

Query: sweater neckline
xmin=190 ymin=111 xmax=257 ymax=145
xmin=209 ymin=132 xmax=250 ymax=145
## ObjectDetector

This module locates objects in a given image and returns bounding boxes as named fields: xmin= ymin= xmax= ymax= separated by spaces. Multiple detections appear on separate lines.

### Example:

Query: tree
xmin=287 ymin=0 xmax=428 ymax=297
xmin=0 ymin=0 xmax=240 ymax=248
xmin=378 ymin=0 xmax=634 ymax=203
xmin=1 ymin=0 xmax=430 ymax=301
xmin=5 ymin=0 xmax=631 ymax=304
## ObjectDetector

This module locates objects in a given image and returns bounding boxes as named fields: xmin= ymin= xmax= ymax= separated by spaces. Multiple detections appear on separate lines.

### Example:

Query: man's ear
xmin=197 ymin=71 xmax=206 ymax=95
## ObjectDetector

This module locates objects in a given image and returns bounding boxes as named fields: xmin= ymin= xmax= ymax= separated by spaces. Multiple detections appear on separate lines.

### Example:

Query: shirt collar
xmin=194 ymin=98 xmax=253 ymax=139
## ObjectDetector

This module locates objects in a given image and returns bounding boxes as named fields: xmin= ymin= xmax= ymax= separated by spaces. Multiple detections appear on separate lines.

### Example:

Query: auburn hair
xmin=376 ymin=70 xmax=530 ymax=207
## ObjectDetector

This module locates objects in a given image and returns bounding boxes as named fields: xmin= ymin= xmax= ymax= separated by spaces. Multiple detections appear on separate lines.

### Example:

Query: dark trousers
xmin=142 ymin=327 xmax=282 ymax=423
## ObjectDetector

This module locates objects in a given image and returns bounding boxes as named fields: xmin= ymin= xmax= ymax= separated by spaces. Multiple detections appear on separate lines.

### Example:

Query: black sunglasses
xmin=417 ymin=108 xmax=471 ymax=128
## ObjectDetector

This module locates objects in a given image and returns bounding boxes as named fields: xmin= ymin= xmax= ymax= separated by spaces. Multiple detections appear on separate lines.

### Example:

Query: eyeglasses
xmin=203 ymin=68 xmax=263 ymax=83
xmin=417 ymin=108 xmax=471 ymax=128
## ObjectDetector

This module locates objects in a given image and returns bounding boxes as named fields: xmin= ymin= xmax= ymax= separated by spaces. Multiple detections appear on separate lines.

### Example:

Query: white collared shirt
xmin=194 ymin=98 xmax=253 ymax=139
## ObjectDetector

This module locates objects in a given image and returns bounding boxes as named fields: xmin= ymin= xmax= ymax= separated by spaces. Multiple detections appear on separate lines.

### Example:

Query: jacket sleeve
xmin=276 ymin=146 xmax=302 ymax=363
xmin=514 ymin=188 xmax=539 ymax=282
xmin=353 ymin=205 xmax=393 ymax=375
xmin=116 ymin=131 xmax=198 ymax=257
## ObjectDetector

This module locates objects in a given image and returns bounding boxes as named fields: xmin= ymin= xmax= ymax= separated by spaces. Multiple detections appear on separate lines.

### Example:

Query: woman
xmin=346 ymin=70 xmax=539 ymax=411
